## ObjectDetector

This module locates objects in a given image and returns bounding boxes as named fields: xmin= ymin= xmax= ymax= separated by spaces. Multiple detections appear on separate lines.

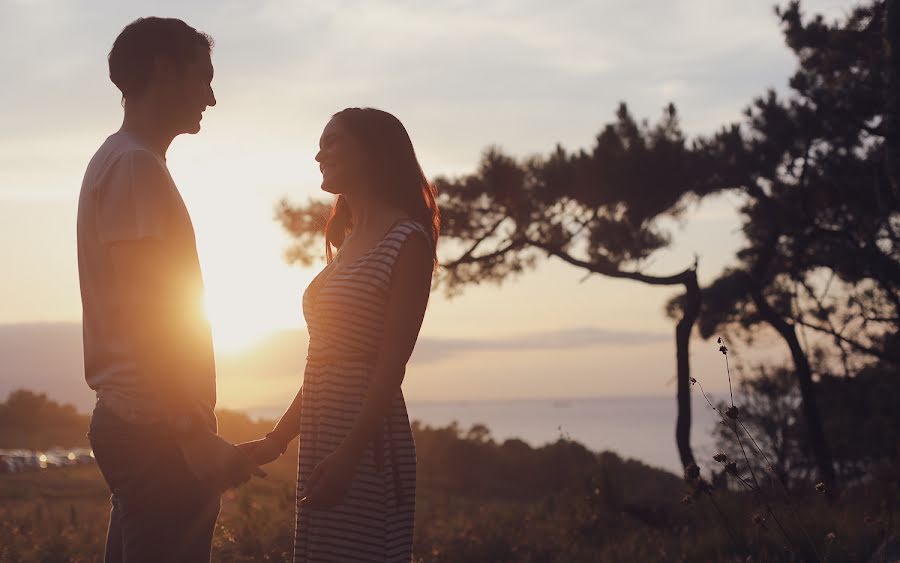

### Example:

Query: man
xmin=77 ymin=17 xmax=261 ymax=563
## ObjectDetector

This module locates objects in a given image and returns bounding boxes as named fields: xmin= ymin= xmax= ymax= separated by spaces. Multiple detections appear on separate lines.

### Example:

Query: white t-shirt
xmin=77 ymin=131 xmax=216 ymax=428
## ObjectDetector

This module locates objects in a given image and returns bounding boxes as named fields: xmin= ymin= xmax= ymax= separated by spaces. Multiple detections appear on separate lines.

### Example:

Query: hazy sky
xmin=0 ymin=0 xmax=855 ymax=408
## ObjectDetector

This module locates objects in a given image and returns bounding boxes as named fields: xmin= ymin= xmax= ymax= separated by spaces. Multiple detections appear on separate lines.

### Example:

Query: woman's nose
xmin=315 ymin=150 xmax=324 ymax=163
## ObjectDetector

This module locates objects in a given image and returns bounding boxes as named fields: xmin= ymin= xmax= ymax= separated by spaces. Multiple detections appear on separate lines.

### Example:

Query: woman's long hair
xmin=324 ymin=108 xmax=440 ymax=267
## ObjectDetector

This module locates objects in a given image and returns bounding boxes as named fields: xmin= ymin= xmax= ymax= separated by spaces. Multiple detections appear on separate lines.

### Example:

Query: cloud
xmin=0 ymin=322 xmax=313 ymax=411
xmin=411 ymin=326 xmax=669 ymax=364
xmin=0 ymin=322 xmax=668 ymax=409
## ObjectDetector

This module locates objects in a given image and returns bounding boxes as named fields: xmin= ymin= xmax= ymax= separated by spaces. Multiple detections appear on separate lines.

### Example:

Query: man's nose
xmin=315 ymin=150 xmax=324 ymax=163
xmin=207 ymin=88 xmax=217 ymax=108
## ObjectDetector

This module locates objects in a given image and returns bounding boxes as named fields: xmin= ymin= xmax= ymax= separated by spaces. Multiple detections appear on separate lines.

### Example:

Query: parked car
xmin=0 ymin=448 xmax=94 ymax=473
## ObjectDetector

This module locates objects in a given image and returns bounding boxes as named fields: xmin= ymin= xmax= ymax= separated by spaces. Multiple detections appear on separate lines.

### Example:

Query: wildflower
xmin=725 ymin=461 xmax=738 ymax=474
xmin=685 ymin=463 xmax=700 ymax=481
xmin=690 ymin=377 xmax=697 ymax=385
xmin=713 ymin=453 xmax=727 ymax=463
xmin=725 ymin=406 xmax=739 ymax=420
xmin=719 ymin=345 xmax=728 ymax=354
xmin=825 ymin=532 xmax=836 ymax=544
xmin=815 ymin=482 xmax=826 ymax=494
xmin=681 ymin=495 xmax=694 ymax=506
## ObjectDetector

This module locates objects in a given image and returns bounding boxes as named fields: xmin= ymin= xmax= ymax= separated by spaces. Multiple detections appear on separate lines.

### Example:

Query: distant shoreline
xmin=245 ymin=394 xmax=721 ymax=474
xmin=241 ymin=392 xmax=721 ymax=417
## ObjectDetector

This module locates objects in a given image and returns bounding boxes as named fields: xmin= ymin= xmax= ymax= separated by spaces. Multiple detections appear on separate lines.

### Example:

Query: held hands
xmin=236 ymin=434 xmax=287 ymax=467
xmin=176 ymin=431 xmax=266 ymax=494
xmin=299 ymin=444 xmax=359 ymax=510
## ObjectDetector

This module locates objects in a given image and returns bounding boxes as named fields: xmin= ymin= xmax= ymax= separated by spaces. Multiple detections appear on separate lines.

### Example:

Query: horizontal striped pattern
xmin=294 ymin=219 xmax=429 ymax=563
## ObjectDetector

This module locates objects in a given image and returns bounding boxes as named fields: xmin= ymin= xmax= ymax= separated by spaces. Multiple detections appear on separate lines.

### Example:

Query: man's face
xmin=157 ymin=49 xmax=216 ymax=135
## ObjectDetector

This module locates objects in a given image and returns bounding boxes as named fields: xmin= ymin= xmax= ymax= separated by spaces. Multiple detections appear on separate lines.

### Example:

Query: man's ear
xmin=151 ymin=55 xmax=177 ymax=89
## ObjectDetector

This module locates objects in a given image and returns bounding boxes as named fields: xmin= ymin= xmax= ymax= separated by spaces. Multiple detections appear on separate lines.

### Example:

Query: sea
xmin=249 ymin=395 xmax=723 ymax=475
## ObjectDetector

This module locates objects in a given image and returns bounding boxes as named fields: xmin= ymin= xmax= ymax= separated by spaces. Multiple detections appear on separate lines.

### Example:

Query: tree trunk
xmin=752 ymin=290 xmax=837 ymax=496
xmin=484 ymin=242 xmax=704 ymax=472
xmin=675 ymin=271 xmax=701 ymax=470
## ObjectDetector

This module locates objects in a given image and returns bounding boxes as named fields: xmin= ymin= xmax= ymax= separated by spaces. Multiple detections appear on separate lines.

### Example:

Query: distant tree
xmin=679 ymin=0 xmax=899 ymax=492
xmin=815 ymin=363 xmax=900 ymax=480
xmin=886 ymin=0 xmax=900 ymax=200
xmin=714 ymin=362 xmax=900 ymax=488
xmin=0 ymin=389 xmax=88 ymax=449
xmin=276 ymin=1 xmax=899 ymax=481
xmin=465 ymin=423 xmax=493 ymax=444
xmin=712 ymin=367 xmax=808 ymax=487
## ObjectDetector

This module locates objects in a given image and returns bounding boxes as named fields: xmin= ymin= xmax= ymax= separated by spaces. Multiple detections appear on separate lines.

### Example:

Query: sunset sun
xmin=203 ymin=285 xmax=296 ymax=354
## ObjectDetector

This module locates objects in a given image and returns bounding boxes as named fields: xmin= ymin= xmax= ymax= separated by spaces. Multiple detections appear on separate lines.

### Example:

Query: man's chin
xmin=321 ymin=182 xmax=340 ymax=195
xmin=178 ymin=118 xmax=203 ymax=135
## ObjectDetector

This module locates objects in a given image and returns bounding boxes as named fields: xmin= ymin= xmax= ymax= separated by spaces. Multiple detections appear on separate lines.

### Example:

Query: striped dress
xmin=294 ymin=218 xmax=429 ymax=562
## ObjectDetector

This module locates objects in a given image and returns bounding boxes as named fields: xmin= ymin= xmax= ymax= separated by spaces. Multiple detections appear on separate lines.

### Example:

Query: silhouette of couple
xmin=78 ymin=17 xmax=439 ymax=563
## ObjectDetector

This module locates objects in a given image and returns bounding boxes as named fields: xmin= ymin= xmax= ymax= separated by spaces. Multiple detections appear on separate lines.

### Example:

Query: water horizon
xmin=245 ymin=394 xmax=723 ymax=474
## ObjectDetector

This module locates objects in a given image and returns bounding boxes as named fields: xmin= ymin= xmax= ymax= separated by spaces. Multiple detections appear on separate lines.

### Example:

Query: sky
xmin=0 ymin=0 xmax=857 ymax=412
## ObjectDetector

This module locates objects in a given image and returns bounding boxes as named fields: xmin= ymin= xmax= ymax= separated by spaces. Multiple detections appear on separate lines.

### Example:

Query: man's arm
xmin=101 ymin=155 xmax=263 ymax=489
xmin=96 ymin=149 xmax=211 ymax=429
xmin=107 ymin=238 xmax=208 ymax=428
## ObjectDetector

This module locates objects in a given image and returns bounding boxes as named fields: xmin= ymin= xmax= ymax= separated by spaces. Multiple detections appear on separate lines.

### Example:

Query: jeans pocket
xmin=89 ymin=404 xmax=143 ymax=496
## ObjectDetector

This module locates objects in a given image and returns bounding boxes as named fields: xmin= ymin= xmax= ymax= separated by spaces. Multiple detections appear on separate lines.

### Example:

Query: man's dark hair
xmin=108 ymin=17 xmax=213 ymax=100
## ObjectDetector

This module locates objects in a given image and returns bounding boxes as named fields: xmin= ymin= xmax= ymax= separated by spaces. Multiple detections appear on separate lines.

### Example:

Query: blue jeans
xmin=88 ymin=400 xmax=220 ymax=563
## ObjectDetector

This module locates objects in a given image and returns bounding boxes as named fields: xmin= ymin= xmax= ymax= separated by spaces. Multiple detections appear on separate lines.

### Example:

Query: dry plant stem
xmin=693 ymin=377 xmax=800 ymax=558
xmin=703 ymin=490 xmax=743 ymax=556
xmin=729 ymin=464 xmax=797 ymax=554
xmin=727 ymin=421 xmax=806 ymax=560
xmin=738 ymin=418 xmax=819 ymax=558
xmin=724 ymin=352 xmax=735 ymax=408
xmin=720 ymin=344 xmax=762 ymax=497
xmin=723 ymin=340 xmax=819 ymax=561
xmin=715 ymin=339 xmax=822 ymax=562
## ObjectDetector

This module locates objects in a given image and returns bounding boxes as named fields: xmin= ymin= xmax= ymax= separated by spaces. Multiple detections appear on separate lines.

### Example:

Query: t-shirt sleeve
xmin=95 ymin=149 xmax=171 ymax=244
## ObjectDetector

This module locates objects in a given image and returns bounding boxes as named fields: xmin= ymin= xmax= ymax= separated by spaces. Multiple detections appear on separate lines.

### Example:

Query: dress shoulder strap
xmin=377 ymin=219 xmax=432 ymax=263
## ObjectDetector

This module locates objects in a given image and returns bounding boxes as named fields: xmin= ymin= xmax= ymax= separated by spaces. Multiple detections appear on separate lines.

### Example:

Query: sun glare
xmin=200 ymin=267 xmax=310 ymax=355
xmin=185 ymin=193 xmax=317 ymax=356
xmin=203 ymin=292 xmax=277 ymax=354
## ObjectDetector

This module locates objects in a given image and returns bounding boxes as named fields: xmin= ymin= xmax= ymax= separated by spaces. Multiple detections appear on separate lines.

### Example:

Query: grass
xmin=0 ymin=381 xmax=896 ymax=562
xmin=1 ymin=433 xmax=894 ymax=562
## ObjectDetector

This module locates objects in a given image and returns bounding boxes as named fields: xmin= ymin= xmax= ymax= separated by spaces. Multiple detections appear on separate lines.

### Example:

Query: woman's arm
xmin=300 ymin=232 xmax=433 ymax=507
xmin=237 ymin=385 xmax=303 ymax=465
xmin=270 ymin=386 xmax=304 ymax=447
xmin=341 ymin=232 xmax=433 ymax=457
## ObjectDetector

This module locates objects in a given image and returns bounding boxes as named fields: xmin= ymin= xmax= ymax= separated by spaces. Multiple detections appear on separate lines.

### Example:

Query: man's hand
xmin=176 ymin=431 xmax=266 ymax=493
xmin=236 ymin=435 xmax=284 ymax=467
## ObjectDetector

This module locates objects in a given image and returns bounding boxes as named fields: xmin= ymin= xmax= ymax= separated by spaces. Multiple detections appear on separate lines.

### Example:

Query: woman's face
xmin=315 ymin=117 xmax=368 ymax=195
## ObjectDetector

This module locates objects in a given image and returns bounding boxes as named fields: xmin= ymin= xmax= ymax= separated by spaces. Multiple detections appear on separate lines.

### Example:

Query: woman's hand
xmin=300 ymin=445 xmax=359 ymax=509
xmin=237 ymin=436 xmax=284 ymax=467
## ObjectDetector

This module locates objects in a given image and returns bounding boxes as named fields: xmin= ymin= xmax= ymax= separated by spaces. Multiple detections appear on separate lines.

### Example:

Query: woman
xmin=239 ymin=107 xmax=440 ymax=562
